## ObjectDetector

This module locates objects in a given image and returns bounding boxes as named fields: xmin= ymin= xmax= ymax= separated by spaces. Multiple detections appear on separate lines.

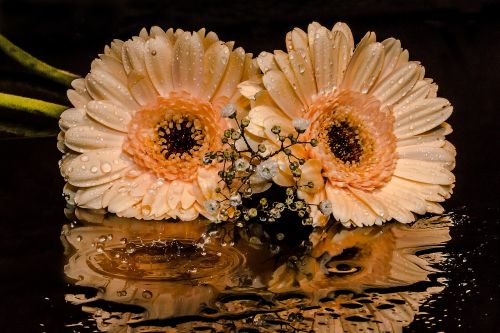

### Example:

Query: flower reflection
xmin=62 ymin=208 xmax=452 ymax=332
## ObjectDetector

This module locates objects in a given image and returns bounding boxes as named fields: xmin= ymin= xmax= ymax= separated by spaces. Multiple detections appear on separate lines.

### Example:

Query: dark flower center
xmin=156 ymin=115 xmax=205 ymax=160
xmin=327 ymin=120 xmax=364 ymax=164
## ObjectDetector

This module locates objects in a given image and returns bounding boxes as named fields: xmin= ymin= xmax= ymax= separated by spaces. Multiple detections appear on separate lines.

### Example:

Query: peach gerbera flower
xmin=59 ymin=27 xmax=257 ymax=220
xmin=243 ymin=22 xmax=455 ymax=227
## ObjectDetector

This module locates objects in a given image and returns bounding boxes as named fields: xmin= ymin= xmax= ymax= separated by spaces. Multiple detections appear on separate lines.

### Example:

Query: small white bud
xmin=318 ymin=200 xmax=332 ymax=215
xmin=234 ymin=158 xmax=250 ymax=171
xmin=292 ymin=118 xmax=310 ymax=132
xmin=221 ymin=103 xmax=237 ymax=118
xmin=229 ymin=194 xmax=242 ymax=207
xmin=256 ymin=159 xmax=278 ymax=180
xmin=204 ymin=199 xmax=219 ymax=214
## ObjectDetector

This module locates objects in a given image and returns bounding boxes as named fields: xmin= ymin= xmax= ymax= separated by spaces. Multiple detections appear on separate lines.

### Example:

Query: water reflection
xmin=62 ymin=208 xmax=452 ymax=332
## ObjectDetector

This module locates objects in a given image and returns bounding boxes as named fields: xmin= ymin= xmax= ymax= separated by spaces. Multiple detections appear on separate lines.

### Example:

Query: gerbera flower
xmin=59 ymin=27 xmax=257 ymax=220
xmin=244 ymin=22 xmax=455 ymax=227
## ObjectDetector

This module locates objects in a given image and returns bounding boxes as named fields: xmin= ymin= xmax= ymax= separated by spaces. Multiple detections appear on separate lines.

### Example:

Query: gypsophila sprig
xmin=202 ymin=104 xmax=331 ymax=227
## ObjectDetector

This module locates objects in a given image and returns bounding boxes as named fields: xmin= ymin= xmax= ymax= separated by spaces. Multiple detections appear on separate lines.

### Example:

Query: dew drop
xmin=142 ymin=290 xmax=153 ymax=299
xmin=90 ymin=166 xmax=98 ymax=173
xmin=101 ymin=162 xmax=112 ymax=173
xmin=80 ymin=155 xmax=89 ymax=162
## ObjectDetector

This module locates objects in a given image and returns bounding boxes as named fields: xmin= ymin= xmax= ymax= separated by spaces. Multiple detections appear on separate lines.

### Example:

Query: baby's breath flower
xmin=221 ymin=103 xmax=237 ymax=118
xmin=234 ymin=158 xmax=250 ymax=171
xmin=318 ymin=200 xmax=332 ymax=215
xmin=204 ymin=199 xmax=219 ymax=214
xmin=256 ymin=159 xmax=278 ymax=180
xmin=292 ymin=118 xmax=310 ymax=132
xmin=229 ymin=193 xmax=242 ymax=207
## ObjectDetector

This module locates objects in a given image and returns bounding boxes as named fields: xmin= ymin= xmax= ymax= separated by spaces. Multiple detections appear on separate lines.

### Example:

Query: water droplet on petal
xmin=101 ymin=162 xmax=112 ymax=173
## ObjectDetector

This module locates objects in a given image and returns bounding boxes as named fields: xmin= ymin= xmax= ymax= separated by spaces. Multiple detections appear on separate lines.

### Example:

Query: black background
xmin=0 ymin=0 xmax=499 ymax=332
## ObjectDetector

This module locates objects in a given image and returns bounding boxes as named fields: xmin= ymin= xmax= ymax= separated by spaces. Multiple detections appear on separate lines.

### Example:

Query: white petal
xmin=197 ymin=167 xmax=218 ymax=199
xmin=172 ymin=32 xmax=204 ymax=94
xmin=167 ymin=180 xmax=184 ymax=209
xmin=67 ymin=89 xmax=91 ymax=109
xmin=371 ymin=189 xmax=415 ymax=223
xmin=257 ymin=51 xmax=279 ymax=73
xmin=380 ymin=178 xmax=428 ymax=214
xmin=262 ymin=70 xmax=303 ymax=118
xmin=378 ymin=38 xmax=403 ymax=80
xmin=342 ymin=42 xmax=384 ymax=93
xmin=181 ymin=183 xmax=197 ymax=209
xmin=176 ymin=206 xmax=199 ymax=221
xmin=325 ymin=185 xmax=381 ymax=227
xmin=397 ymin=123 xmax=452 ymax=147
xmin=330 ymin=31 xmax=351 ymax=89
xmin=274 ymin=50 xmax=307 ymax=105
xmin=85 ymin=69 xmax=139 ymax=110
xmin=394 ymin=99 xmax=452 ymax=138
xmin=127 ymin=70 xmax=158 ymax=106
xmin=121 ymin=38 xmax=147 ymax=75
xmin=151 ymin=184 xmax=170 ymax=217
xmin=213 ymin=47 xmax=245 ymax=100
xmin=349 ymin=187 xmax=388 ymax=220
xmin=331 ymin=22 xmax=354 ymax=53
xmin=64 ymin=148 xmax=132 ymax=187
xmin=65 ymin=124 xmax=125 ymax=152
xmin=74 ymin=182 xmax=113 ymax=208
xmin=370 ymin=62 xmax=420 ymax=107
xmin=394 ymin=80 xmax=431 ymax=109
xmin=394 ymin=159 xmax=455 ymax=185
xmin=238 ymin=80 xmax=263 ymax=100
xmin=197 ymin=42 xmax=230 ymax=100
xmin=59 ymin=108 xmax=90 ymax=131
xmin=397 ymin=144 xmax=455 ymax=169
xmin=86 ymin=100 xmax=132 ymax=132
xmin=311 ymin=27 xmax=334 ymax=92
xmin=289 ymin=49 xmax=317 ymax=104
xmin=108 ymin=192 xmax=142 ymax=213
xmin=144 ymin=35 xmax=174 ymax=97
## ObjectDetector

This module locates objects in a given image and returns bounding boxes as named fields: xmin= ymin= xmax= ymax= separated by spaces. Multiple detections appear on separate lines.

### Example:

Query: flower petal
xmin=213 ymin=47 xmax=245 ymax=100
xmin=144 ymin=34 xmax=174 ymax=97
xmin=172 ymin=32 xmax=204 ymax=94
xmin=394 ymin=159 xmax=455 ymax=185
xmin=257 ymin=51 xmax=279 ymax=73
xmin=311 ymin=26 xmax=334 ymax=92
xmin=65 ymin=123 xmax=125 ymax=153
xmin=75 ymin=182 xmax=113 ymax=208
xmin=200 ymin=42 xmax=230 ymax=100
xmin=342 ymin=42 xmax=384 ymax=93
xmin=289 ymin=49 xmax=317 ymax=104
xmin=370 ymin=62 xmax=420 ymax=107
xmin=394 ymin=99 xmax=452 ymax=138
xmin=262 ymin=70 xmax=303 ymax=118
xmin=85 ymin=68 xmax=139 ymax=110
xmin=64 ymin=148 xmax=132 ymax=187
xmin=86 ymin=100 xmax=132 ymax=132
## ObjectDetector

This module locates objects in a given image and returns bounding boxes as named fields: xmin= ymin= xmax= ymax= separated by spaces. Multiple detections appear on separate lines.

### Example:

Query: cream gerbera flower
xmin=59 ymin=27 xmax=257 ymax=220
xmin=244 ymin=22 xmax=455 ymax=227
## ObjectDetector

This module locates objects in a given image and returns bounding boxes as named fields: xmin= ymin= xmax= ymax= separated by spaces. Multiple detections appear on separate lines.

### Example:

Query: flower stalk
xmin=0 ymin=34 xmax=79 ymax=87
xmin=0 ymin=92 xmax=67 ymax=118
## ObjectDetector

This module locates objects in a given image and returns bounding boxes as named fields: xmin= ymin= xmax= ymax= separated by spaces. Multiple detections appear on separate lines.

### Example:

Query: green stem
xmin=0 ymin=121 xmax=58 ymax=137
xmin=0 ymin=92 xmax=68 ymax=118
xmin=0 ymin=34 xmax=80 ymax=87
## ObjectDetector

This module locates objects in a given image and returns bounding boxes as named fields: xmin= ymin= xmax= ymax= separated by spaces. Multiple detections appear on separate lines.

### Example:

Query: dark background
xmin=0 ymin=0 xmax=499 ymax=332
